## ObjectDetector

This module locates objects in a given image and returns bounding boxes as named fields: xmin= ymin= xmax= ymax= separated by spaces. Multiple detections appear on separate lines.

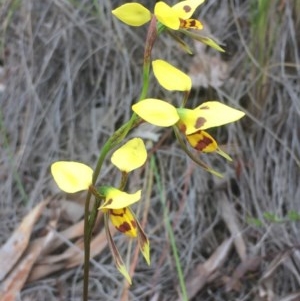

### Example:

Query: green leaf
xmin=287 ymin=210 xmax=300 ymax=222
xmin=246 ymin=217 xmax=263 ymax=227
xmin=263 ymin=212 xmax=282 ymax=223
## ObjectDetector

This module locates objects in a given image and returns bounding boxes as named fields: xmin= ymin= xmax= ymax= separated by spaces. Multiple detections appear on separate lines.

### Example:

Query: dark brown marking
xmin=178 ymin=123 xmax=187 ymax=133
xmin=106 ymin=199 xmax=113 ymax=206
xmin=200 ymin=106 xmax=209 ymax=110
xmin=196 ymin=136 xmax=213 ymax=151
xmin=117 ymin=221 xmax=131 ymax=233
xmin=189 ymin=20 xmax=196 ymax=28
xmin=195 ymin=117 xmax=206 ymax=128
xmin=110 ymin=208 xmax=126 ymax=217
xmin=183 ymin=5 xmax=191 ymax=13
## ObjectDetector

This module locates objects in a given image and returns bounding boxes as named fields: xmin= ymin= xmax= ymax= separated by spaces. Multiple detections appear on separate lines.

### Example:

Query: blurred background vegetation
xmin=0 ymin=0 xmax=299 ymax=300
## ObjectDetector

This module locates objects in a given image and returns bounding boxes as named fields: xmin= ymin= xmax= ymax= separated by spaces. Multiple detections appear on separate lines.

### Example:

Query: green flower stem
xmin=88 ymin=184 xmax=104 ymax=200
xmin=83 ymin=15 xmax=158 ymax=301
xmin=83 ymin=189 xmax=92 ymax=301
xmin=151 ymin=156 xmax=189 ymax=301
xmin=83 ymin=114 xmax=141 ymax=301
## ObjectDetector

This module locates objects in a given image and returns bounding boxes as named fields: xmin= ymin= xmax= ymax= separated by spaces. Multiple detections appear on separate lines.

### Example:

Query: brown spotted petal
xmin=109 ymin=208 xmax=137 ymax=238
xmin=180 ymin=18 xmax=203 ymax=29
xmin=172 ymin=0 xmax=205 ymax=20
xmin=186 ymin=130 xmax=218 ymax=152
xmin=177 ymin=107 xmax=202 ymax=135
xmin=186 ymin=130 xmax=232 ymax=161
xmin=196 ymin=101 xmax=245 ymax=130
xmin=177 ymin=101 xmax=245 ymax=135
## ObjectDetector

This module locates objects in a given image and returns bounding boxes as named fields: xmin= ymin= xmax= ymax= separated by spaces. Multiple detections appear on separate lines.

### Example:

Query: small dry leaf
xmin=0 ymin=200 xmax=48 ymax=281
xmin=219 ymin=193 xmax=247 ymax=261
xmin=226 ymin=256 xmax=261 ymax=292
xmin=258 ymin=251 xmax=290 ymax=301
xmin=28 ymin=224 xmax=116 ymax=282
xmin=0 ymin=220 xmax=56 ymax=301
xmin=42 ymin=218 xmax=85 ymax=255
xmin=260 ymin=251 xmax=289 ymax=282
xmin=258 ymin=277 xmax=275 ymax=301
xmin=178 ymin=238 xmax=233 ymax=301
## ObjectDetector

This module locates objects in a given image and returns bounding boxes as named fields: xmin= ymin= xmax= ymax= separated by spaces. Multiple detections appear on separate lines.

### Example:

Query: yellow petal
xmin=132 ymin=99 xmax=179 ymax=127
xmin=172 ymin=0 xmax=205 ymax=19
xmin=196 ymin=101 xmax=245 ymax=130
xmin=51 ymin=161 xmax=93 ymax=193
xmin=99 ymin=187 xmax=141 ymax=209
xmin=152 ymin=60 xmax=192 ymax=91
xmin=154 ymin=1 xmax=180 ymax=30
xmin=111 ymin=138 xmax=147 ymax=172
xmin=112 ymin=3 xmax=151 ymax=26
xmin=109 ymin=208 xmax=137 ymax=237
xmin=177 ymin=101 xmax=245 ymax=135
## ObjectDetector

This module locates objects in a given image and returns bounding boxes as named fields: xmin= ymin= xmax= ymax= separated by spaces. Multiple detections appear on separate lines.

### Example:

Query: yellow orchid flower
xmin=112 ymin=0 xmax=204 ymax=30
xmin=155 ymin=0 xmax=204 ymax=30
xmin=132 ymin=99 xmax=245 ymax=158
xmin=152 ymin=59 xmax=192 ymax=91
xmin=111 ymin=138 xmax=147 ymax=173
xmin=101 ymin=201 xmax=150 ymax=283
xmin=98 ymin=187 xmax=150 ymax=284
xmin=51 ymin=160 xmax=149 ymax=283
xmin=133 ymin=99 xmax=244 ymax=133
xmin=51 ymin=161 xmax=93 ymax=193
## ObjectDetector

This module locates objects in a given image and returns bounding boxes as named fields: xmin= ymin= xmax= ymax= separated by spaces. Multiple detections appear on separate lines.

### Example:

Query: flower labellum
xmin=109 ymin=208 xmax=137 ymax=237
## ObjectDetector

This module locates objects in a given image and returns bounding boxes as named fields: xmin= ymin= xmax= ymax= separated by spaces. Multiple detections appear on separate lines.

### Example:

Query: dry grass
xmin=0 ymin=0 xmax=299 ymax=300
